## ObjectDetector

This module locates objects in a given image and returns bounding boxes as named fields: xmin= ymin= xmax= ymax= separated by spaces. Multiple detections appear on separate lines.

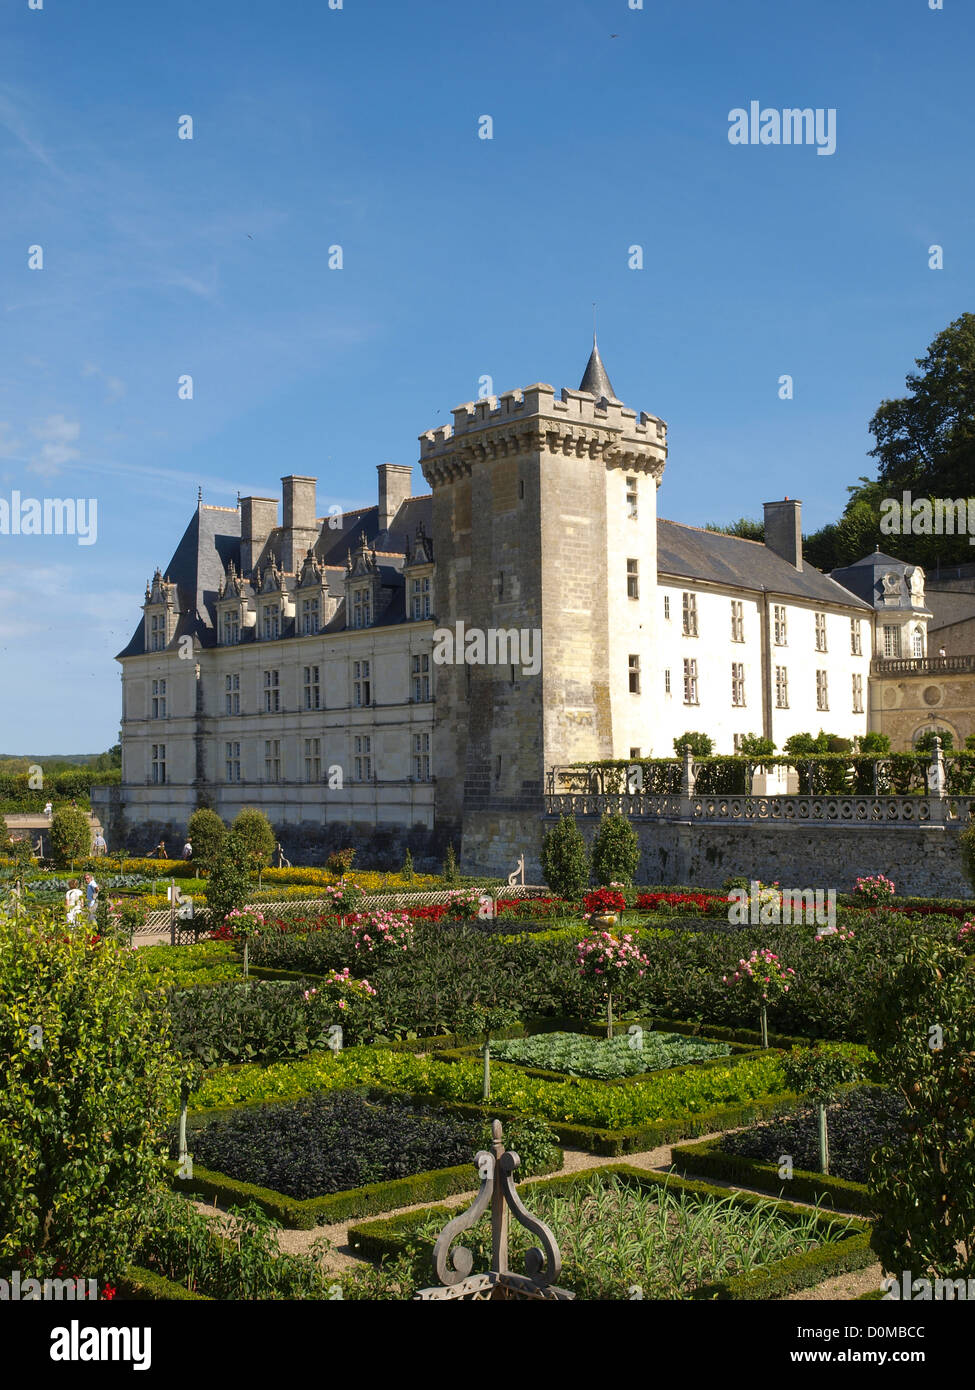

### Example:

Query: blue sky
xmin=1 ymin=0 xmax=972 ymax=752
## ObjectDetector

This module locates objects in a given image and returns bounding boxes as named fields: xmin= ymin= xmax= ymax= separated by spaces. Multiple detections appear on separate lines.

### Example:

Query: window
xmin=263 ymin=669 xmax=280 ymax=712
xmin=664 ymin=668 xmax=671 ymax=694
xmin=354 ymin=734 xmax=372 ymax=782
xmin=815 ymin=612 xmax=827 ymax=652
xmin=850 ymin=618 xmax=862 ymax=656
xmin=150 ymin=613 xmax=166 ymax=651
xmin=353 ymin=660 xmax=371 ymax=707
xmin=626 ymin=559 xmax=639 ymax=600
xmin=413 ymin=732 xmax=430 ymax=781
xmin=628 ymin=654 xmax=641 ymax=695
xmin=630 ymin=747 xmax=641 ymax=759
xmin=224 ymin=673 xmax=240 ymax=716
xmin=151 ymin=743 xmax=166 ymax=784
xmin=682 ymin=592 xmax=698 ymax=637
xmin=852 ymin=673 xmax=864 ymax=713
xmin=303 ymin=665 xmax=321 ymax=711
xmin=225 ymin=741 xmax=241 ymax=782
xmin=412 ymin=653 xmax=430 ymax=702
xmin=773 ymin=606 xmax=787 ymax=646
xmin=264 ymin=739 xmax=281 ymax=782
xmin=222 ymin=611 xmax=240 ymax=645
xmin=912 ymin=628 xmax=924 ymax=658
xmin=663 ymin=595 xmax=671 ymax=621
xmin=262 ymin=604 xmax=280 ymax=640
xmin=775 ymin=666 xmax=789 ymax=708
xmin=816 ymin=669 xmax=829 ymax=711
xmin=151 ymin=678 xmax=167 ymax=719
xmin=683 ymin=659 xmax=698 ymax=705
xmin=352 ymin=587 xmax=372 ymax=629
xmin=301 ymin=597 xmax=320 ymax=636
xmin=626 ymin=476 xmax=638 ymax=519
xmin=731 ymin=662 xmax=745 ymax=707
xmin=883 ymin=625 xmax=901 ymax=658
xmin=730 ymin=600 xmax=744 ymax=643
xmin=304 ymin=737 xmax=321 ymax=782
xmin=411 ymin=577 xmax=431 ymax=620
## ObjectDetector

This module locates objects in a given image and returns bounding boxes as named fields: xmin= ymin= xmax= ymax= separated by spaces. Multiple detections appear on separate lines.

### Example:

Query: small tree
xmin=961 ymin=819 xmax=975 ymax=896
xmin=782 ymin=1044 xmax=866 ymax=1175
xmin=860 ymin=731 xmax=891 ymax=754
xmin=401 ymin=848 xmax=415 ymax=882
xmin=590 ymin=812 xmax=639 ymax=887
xmin=915 ymin=728 xmax=954 ymax=754
xmin=673 ymin=732 xmax=714 ymax=757
xmin=48 ymin=807 xmax=91 ymax=869
xmin=442 ymin=843 xmax=457 ymax=884
xmin=186 ymin=808 xmax=225 ymax=876
xmin=739 ymin=734 xmax=775 ymax=758
xmin=231 ymin=807 xmax=275 ymax=887
xmin=540 ymin=816 xmax=590 ymax=901
xmin=865 ymin=934 xmax=975 ymax=1279
xmin=0 ymin=820 xmax=14 ymax=855
xmin=205 ymin=831 xmax=252 ymax=926
xmin=0 ymin=911 xmax=183 ymax=1282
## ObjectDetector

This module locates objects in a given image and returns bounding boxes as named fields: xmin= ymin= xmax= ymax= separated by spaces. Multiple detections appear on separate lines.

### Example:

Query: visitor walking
xmin=84 ymin=872 xmax=99 ymax=922
xmin=43 ymin=800 xmax=53 ymax=820
xmin=182 ymin=838 xmax=193 ymax=860
xmin=92 ymin=830 xmax=107 ymax=856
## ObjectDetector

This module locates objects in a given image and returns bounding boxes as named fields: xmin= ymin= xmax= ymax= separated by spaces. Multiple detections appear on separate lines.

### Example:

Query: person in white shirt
xmin=84 ymin=873 xmax=99 ymax=919
xmin=92 ymin=831 xmax=107 ymax=856
xmin=43 ymin=801 xmax=53 ymax=819
xmin=65 ymin=881 xmax=83 ymax=925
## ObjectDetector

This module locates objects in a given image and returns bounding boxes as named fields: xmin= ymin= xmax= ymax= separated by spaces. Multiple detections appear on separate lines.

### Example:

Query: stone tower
xmin=419 ymin=341 xmax=667 ymax=874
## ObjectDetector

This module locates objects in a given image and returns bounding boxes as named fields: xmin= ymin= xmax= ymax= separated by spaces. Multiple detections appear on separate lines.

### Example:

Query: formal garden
xmin=2 ymin=801 xmax=974 ymax=1303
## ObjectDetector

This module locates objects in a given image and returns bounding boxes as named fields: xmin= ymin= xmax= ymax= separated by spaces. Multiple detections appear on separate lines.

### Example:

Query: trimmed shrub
xmin=205 ymin=831 xmax=252 ymax=925
xmin=590 ymin=812 xmax=640 ymax=887
xmin=231 ymin=808 xmax=276 ymax=878
xmin=674 ymin=732 xmax=714 ymax=757
xmin=48 ymin=806 xmax=91 ymax=868
xmin=326 ymin=847 xmax=356 ymax=875
xmin=540 ymin=815 xmax=590 ymax=900
xmin=186 ymin=809 xmax=225 ymax=875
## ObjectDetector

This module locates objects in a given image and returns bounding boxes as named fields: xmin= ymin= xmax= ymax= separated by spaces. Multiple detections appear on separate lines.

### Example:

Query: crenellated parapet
xmin=419 ymin=383 xmax=667 ymax=488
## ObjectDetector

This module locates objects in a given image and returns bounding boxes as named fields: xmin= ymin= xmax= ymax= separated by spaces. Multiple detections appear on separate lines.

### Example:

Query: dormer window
xmin=352 ymin=587 xmax=372 ymax=629
xmin=411 ymin=577 xmax=431 ymax=620
xmin=262 ymin=603 xmax=280 ymax=640
xmin=149 ymin=613 xmax=167 ymax=651
xmin=222 ymin=611 xmax=240 ymax=645
xmin=301 ymin=597 xmax=320 ymax=635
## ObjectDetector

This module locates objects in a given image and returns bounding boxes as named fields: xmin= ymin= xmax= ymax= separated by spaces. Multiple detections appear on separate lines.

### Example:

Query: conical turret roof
xmin=579 ymin=336 xmax=618 ymax=400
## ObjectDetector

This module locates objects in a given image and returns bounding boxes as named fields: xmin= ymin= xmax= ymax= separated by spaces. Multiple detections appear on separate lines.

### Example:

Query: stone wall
xmin=548 ymin=813 xmax=972 ymax=897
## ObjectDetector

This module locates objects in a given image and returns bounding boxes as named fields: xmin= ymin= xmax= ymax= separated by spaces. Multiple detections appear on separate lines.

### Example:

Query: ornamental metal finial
xmin=416 ymin=1120 xmax=572 ymax=1299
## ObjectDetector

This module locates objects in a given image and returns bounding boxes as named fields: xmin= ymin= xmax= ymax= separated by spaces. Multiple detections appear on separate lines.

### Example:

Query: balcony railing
xmin=871 ymin=655 xmax=975 ymax=675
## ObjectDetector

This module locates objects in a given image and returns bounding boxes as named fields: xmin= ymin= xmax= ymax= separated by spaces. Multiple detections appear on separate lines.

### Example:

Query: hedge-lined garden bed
xmin=348 ymin=1164 xmax=873 ymax=1300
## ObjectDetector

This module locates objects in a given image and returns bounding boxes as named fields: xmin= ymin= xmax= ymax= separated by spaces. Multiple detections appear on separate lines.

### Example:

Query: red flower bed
xmin=583 ymin=888 xmax=627 ymax=916
xmin=636 ymin=891 xmax=727 ymax=915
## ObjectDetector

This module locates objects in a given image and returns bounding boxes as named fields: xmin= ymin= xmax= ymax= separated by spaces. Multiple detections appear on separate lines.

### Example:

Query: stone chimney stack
xmin=281 ymin=475 xmax=318 ymax=573
xmin=763 ymin=498 xmax=803 ymax=571
xmin=377 ymin=463 xmax=412 ymax=533
xmin=240 ymin=495 xmax=278 ymax=576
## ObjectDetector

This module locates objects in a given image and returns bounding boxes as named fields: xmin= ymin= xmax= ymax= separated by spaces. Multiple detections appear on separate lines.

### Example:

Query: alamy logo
xmin=728 ymin=881 xmax=836 ymax=930
xmin=432 ymin=621 xmax=541 ymax=676
xmin=883 ymin=1271 xmax=975 ymax=1300
xmin=880 ymin=491 xmax=975 ymax=544
xmin=50 ymin=1320 xmax=151 ymax=1370
xmin=0 ymin=1271 xmax=98 ymax=1300
xmin=728 ymin=102 xmax=837 ymax=156
xmin=0 ymin=492 xmax=98 ymax=545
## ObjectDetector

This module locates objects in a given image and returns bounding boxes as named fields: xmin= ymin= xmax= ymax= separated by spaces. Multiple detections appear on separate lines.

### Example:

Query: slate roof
xmin=926 ymin=589 xmax=975 ymax=633
xmin=828 ymin=550 xmax=932 ymax=615
xmin=657 ymin=519 xmax=873 ymax=609
xmin=579 ymin=337 xmax=618 ymax=401
xmin=116 ymin=495 xmax=432 ymax=660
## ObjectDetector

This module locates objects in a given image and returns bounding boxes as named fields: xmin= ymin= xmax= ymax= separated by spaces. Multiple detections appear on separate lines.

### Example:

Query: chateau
xmin=105 ymin=342 xmax=944 ymax=873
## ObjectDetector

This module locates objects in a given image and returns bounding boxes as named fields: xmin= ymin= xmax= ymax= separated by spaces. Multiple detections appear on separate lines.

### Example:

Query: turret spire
xmin=579 ymin=335 xmax=618 ymax=401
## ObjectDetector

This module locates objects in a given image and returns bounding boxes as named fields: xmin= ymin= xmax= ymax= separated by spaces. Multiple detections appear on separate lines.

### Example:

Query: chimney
xmin=763 ymin=498 xmax=803 ymax=571
xmin=239 ymin=496 xmax=278 ymax=576
xmin=377 ymin=463 xmax=412 ymax=533
xmin=281 ymin=475 xmax=318 ymax=573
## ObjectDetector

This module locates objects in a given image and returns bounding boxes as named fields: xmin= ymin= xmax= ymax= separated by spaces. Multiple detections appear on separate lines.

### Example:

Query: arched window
xmin=912 ymin=628 xmax=924 ymax=658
